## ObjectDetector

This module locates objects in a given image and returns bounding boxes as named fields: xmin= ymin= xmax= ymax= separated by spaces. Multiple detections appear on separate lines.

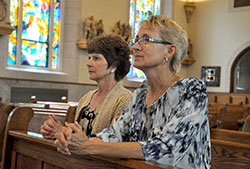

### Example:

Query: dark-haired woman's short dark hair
xmin=88 ymin=35 xmax=131 ymax=81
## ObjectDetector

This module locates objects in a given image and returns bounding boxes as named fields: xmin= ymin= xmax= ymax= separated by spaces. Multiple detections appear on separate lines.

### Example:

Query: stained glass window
xmin=8 ymin=0 xmax=61 ymax=69
xmin=128 ymin=0 xmax=161 ymax=81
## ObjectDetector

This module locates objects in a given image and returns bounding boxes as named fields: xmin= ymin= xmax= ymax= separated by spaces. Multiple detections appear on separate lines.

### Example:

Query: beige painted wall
xmin=79 ymin=0 xmax=130 ymax=85
xmin=185 ymin=0 xmax=250 ymax=92
xmin=172 ymin=0 xmax=188 ymax=77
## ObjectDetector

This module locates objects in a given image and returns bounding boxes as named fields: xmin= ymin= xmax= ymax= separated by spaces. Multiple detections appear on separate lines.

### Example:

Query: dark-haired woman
xmin=40 ymin=35 xmax=132 ymax=137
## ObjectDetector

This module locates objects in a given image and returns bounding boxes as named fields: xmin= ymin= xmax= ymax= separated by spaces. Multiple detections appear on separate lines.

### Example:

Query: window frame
xmin=8 ymin=0 xmax=63 ymax=72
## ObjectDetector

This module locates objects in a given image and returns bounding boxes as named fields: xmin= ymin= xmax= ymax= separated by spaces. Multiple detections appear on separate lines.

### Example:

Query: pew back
xmin=217 ymin=104 xmax=245 ymax=130
xmin=0 ymin=104 xmax=15 ymax=161
xmin=208 ymin=92 xmax=250 ymax=105
xmin=210 ymin=128 xmax=250 ymax=145
xmin=28 ymin=106 xmax=76 ymax=133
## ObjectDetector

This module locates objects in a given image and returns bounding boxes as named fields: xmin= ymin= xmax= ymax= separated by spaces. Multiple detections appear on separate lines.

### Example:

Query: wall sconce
xmin=184 ymin=1 xmax=196 ymax=23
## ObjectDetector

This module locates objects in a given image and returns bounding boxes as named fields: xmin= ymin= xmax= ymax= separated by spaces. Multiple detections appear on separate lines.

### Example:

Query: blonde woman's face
xmin=131 ymin=27 xmax=169 ymax=71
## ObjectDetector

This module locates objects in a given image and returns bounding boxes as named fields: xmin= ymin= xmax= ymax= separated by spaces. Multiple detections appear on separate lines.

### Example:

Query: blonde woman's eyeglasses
xmin=129 ymin=36 xmax=172 ymax=47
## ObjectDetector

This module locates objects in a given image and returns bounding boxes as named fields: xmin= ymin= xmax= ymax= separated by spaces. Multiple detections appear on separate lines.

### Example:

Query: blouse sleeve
xmin=139 ymin=79 xmax=209 ymax=165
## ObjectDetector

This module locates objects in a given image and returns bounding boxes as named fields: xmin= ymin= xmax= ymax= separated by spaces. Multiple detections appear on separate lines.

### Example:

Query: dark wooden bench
xmin=208 ymin=114 xmax=217 ymax=128
xmin=210 ymin=128 xmax=250 ymax=169
xmin=1 ymin=107 xmax=177 ymax=169
xmin=217 ymin=104 xmax=245 ymax=130
xmin=211 ymin=139 xmax=250 ymax=169
xmin=208 ymin=92 xmax=250 ymax=105
xmin=28 ymin=106 xmax=76 ymax=133
xmin=11 ymin=102 xmax=76 ymax=134
xmin=0 ymin=103 xmax=15 ymax=164
xmin=210 ymin=128 xmax=250 ymax=144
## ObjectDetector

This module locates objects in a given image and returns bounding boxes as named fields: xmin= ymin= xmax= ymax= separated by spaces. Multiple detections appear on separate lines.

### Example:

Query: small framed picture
xmin=201 ymin=66 xmax=221 ymax=87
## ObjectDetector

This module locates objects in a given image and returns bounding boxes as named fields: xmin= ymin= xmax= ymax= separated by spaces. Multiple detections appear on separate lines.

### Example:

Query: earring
xmin=110 ymin=69 xmax=115 ymax=73
xmin=165 ymin=58 xmax=169 ymax=62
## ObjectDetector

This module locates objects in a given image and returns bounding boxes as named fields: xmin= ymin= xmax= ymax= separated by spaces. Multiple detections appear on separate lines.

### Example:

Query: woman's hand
xmin=40 ymin=114 xmax=63 ymax=139
xmin=54 ymin=122 xmax=90 ymax=155
xmin=54 ymin=124 xmax=73 ymax=155
xmin=54 ymin=129 xmax=72 ymax=155
xmin=67 ymin=122 xmax=91 ymax=155
xmin=66 ymin=122 xmax=88 ymax=142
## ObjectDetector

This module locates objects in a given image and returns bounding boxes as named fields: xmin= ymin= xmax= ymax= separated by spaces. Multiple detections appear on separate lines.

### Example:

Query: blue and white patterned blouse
xmin=96 ymin=77 xmax=211 ymax=169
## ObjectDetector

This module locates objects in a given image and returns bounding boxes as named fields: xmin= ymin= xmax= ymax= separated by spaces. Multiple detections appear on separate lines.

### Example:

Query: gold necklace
xmin=146 ymin=74 xmax=176 ymax=109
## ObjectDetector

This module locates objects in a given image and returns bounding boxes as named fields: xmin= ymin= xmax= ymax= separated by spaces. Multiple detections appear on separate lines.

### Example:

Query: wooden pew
xmin=1 ymin=108 xmax=176 ymax=169
xmin=208 ymin=114 xmax=217 ymax=128
xmin=0 ymin=104 xmax=15 ymax=163
xmin=230 ymin=95 xmax=247 ymax=105
xmin=28 ymin=106 xmax=76 ymax=134
xmin=13 ymin=102 xmax=49 ymax=109
xmin=208 ymin=92 xmax=250 ymax=105
xmin=208 ymin=93 xmax=216 ymax=104
xmin=217 ymin=104 xmax=245 ymax=130
xmin=215 ymin=94 xmax=230 ymax=104
xmin=12 ymin=101 xmax=77 ymax=134
xmin=210 ymin=128 xmax=250 ymax=168
xmin=30 ymin=95 xmax=69 ymax=103
xmin=1 ymin=107 xmax=34 ymax=169
xmin=210 ymin=128 xmax=250 ymax=144
xmin=208 ymin=103 xmax=223 ymax=118
xmin=211 ymin=139 xmax=250 ymax=169
xmin=14 ymin=101 xmax=78 ymax=110
xmin=208 ymin=103 xmax=224 ymax=128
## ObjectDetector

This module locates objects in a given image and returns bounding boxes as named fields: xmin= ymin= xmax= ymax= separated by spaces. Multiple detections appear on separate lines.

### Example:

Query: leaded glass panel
xmin=8 ymin=0 xmax=60 ymax=70
xmin=52 ymin=0 xmax=61 ymax=69
xmin=128 ymin=0 xmax=161 ymax=81
xmin=22 ymin=0 xmax=50 ymax=42
xmin=21 ymin=40 xmax=48 ymax=67
xmin=8 ymin=0 xmax=19 ymax=65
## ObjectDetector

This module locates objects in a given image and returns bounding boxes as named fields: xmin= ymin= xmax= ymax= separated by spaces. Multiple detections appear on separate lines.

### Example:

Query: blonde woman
xmin=55 ymin=15 xmax=211 ymax=169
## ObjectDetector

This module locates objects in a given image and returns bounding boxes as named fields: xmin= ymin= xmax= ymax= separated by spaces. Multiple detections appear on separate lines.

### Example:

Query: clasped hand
xmin=54 ymin=122 xmax=89 ymax=155
xmin=40 ymin=114 xmax=64 ymax=139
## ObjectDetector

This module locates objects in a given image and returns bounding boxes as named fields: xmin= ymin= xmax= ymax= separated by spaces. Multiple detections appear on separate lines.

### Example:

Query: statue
xmin=112 ymin=21 xmax=121 ymax=35
xmin=187 ymin=39 xmax=193 ymax=58
xmin=83 ymin=16 xmax=105 ymax=42
xmin=123 ymin=24 xmax=132 ymax=42
xmin=0 ymin=0 xmax=6 ymax=22
xmin=96 ymin=19 xmax=104 ymax=36
xmin=83 ymin=16 xmax=96 ymax=41
xmin=112 ymin=21 xmax=132 ymax=43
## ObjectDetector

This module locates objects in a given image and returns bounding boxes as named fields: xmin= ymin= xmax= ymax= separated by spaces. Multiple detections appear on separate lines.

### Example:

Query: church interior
xmin=0 ymin=0 xmax=250 ymax=169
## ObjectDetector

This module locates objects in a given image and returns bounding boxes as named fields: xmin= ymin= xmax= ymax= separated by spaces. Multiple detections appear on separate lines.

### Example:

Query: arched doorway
xmin=231 ymin=46 xmax=250 ymax=93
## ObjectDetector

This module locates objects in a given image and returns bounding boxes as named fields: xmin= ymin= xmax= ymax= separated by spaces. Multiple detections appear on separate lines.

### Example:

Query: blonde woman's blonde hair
xmin=140 ymin=15 xmax=188 ymax=73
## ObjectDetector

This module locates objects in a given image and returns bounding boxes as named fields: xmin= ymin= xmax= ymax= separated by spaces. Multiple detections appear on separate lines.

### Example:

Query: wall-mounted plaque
xmin=201 ymin=66 xmax=221 ymax=87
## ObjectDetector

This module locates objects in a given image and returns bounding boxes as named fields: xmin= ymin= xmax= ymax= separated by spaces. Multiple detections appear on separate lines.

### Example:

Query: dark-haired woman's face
xmin=86 ymin=53 xmax=113 ymax=81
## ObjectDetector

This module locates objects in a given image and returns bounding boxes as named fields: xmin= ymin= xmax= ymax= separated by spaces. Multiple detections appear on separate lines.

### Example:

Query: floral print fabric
xmin=96 ymin=77 xmax=211 ymax=169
